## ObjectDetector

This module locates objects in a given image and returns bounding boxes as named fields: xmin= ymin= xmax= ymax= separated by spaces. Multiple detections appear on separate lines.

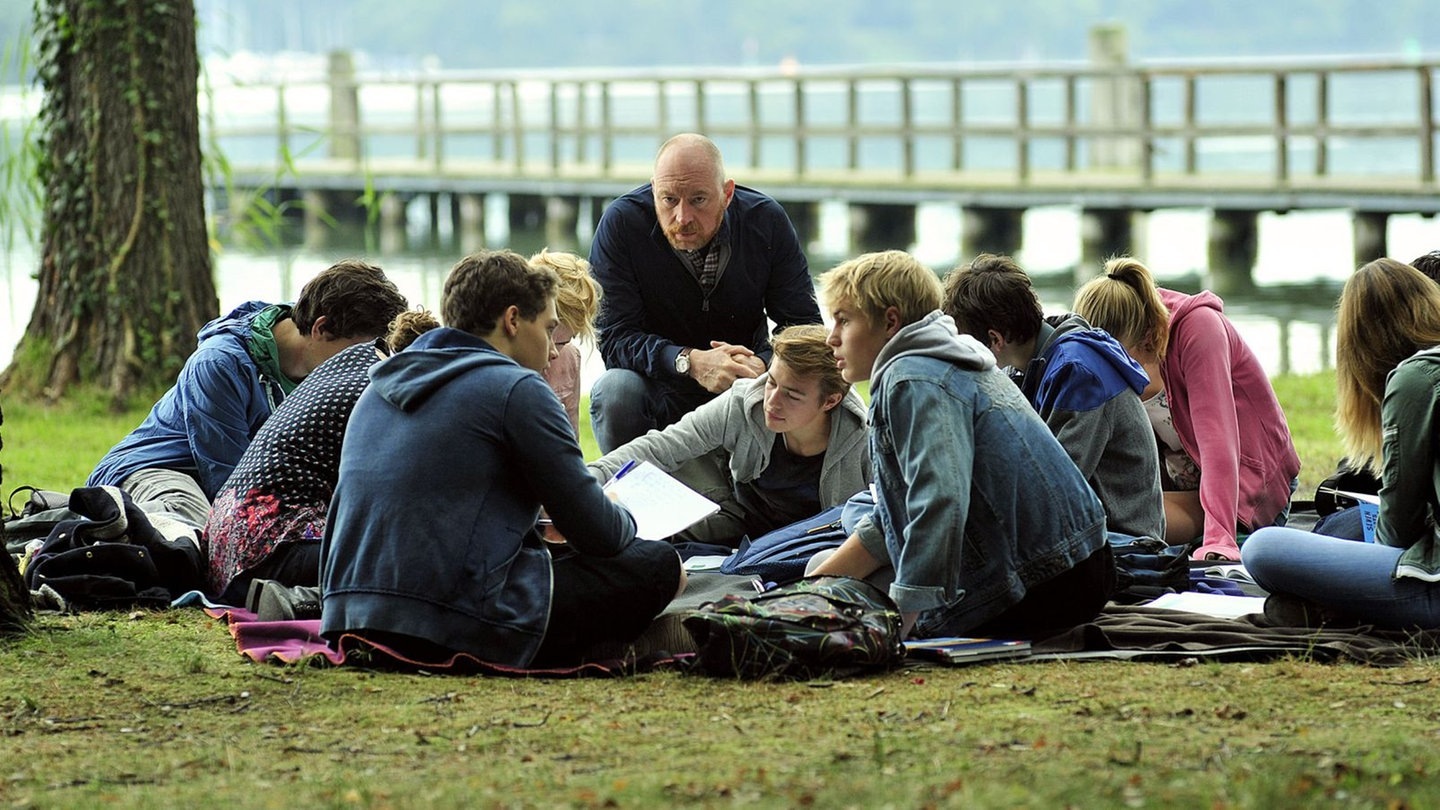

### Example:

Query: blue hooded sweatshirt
xmin=88 ymin=301 xmax=289 ymax=500
xmin=320 ymin=327 xmax=636 ymax=667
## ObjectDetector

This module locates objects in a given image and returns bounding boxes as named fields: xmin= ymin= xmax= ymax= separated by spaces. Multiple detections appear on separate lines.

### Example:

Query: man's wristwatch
xmin=674 ymin=347 xmax=693 ymax=375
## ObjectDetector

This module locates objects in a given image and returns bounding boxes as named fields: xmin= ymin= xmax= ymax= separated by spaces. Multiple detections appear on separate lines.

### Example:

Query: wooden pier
xmin=209 ymin=29 xmax=1440 ymax=285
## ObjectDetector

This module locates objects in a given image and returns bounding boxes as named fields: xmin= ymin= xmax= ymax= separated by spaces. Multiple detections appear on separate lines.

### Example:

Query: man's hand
xmin=686 ymin=342 xmax=764 ymax=393
xmin=711 ymin=340 xmax=766 ymax=376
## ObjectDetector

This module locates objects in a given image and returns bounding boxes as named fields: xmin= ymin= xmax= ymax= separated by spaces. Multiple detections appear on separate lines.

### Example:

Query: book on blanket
xmin=1144 ymin=591 xmax=1267 ymax=619
xmin=903 ymin=637 xmax=1032 ymax=665
xmin=1318 ymin=488 xmax=1380 ymax=542
xmin=601 ymin=460 xmax=720 ymax=541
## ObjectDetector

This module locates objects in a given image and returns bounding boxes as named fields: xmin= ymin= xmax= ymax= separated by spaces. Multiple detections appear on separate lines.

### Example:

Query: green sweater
xmin=1379 ymin=346 xmax=1440 ymax=581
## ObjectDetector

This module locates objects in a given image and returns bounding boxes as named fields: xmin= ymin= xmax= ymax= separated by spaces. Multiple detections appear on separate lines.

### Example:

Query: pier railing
xmin=208 ymin=54 xmax=1440 ymax=204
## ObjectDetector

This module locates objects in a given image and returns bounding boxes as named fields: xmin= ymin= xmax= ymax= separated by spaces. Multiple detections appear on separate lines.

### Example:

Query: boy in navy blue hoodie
xmin=322 ymin=250 xmax=684 ymax=668
xmin=943 ymin=254 xmax=1165 ymax=542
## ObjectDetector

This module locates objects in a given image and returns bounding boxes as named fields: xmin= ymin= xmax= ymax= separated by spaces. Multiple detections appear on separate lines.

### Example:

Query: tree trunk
xmin=1 ymin=0 xmax=215 ymax=404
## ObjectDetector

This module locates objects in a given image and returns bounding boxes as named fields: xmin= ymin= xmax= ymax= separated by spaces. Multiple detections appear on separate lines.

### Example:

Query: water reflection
xmin=0 ymin=218 xmax=1347 ymax=385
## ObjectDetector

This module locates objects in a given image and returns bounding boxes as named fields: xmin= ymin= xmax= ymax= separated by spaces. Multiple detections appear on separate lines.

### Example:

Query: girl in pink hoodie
xmin=1075 ymin=257 xmax=1300 ymax=561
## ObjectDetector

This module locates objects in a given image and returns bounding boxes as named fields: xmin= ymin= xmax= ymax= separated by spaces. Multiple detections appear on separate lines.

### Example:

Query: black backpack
xmin=24 ymin=486 xmax=206 ymax=610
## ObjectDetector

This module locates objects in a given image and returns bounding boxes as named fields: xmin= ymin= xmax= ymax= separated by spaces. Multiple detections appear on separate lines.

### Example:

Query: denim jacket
xmin=854 ymin=312 xmax=1108 ymax=634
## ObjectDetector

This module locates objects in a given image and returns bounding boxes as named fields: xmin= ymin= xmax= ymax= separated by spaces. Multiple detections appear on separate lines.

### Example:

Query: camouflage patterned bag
xmin=682 ymin=575 xmax=904 ymax=679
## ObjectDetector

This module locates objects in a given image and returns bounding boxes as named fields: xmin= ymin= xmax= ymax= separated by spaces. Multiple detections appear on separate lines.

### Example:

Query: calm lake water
xmin=4 ymin=201 xmax=1440 ymax=388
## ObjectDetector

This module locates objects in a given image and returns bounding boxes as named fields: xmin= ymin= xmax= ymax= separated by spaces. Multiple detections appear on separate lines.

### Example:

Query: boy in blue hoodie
xmin=812 ymin=250 xmax=1112 ymax=640
xmin=321 ymin=250 xmax=684 ymax=668
xmin=942 ymin=254 xmax=1165 ymax=542
xmin=88 ymin=260 xmax=407 ymax=529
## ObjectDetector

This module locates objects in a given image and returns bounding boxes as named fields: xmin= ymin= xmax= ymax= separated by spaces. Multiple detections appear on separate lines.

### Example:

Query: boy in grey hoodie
xmin=811 ymin=250 xmax=1112 ymax=640
xmin=942 ymin=254 xmax=1165 ymax=542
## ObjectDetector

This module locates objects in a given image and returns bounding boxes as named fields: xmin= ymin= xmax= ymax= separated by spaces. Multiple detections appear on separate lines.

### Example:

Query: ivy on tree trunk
xmin=3 ymin=0 xmax=215 ymax=404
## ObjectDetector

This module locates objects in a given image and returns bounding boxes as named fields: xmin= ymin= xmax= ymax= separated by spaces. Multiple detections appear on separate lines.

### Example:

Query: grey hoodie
xmin=590 ymin=372 xmax=871 ymax=520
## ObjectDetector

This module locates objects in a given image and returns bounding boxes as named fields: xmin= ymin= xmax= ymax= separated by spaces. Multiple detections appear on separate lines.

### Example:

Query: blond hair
xmin=1336 ymin=258 xmax=1440 ymax=467
xmin=386 ymin=307 xmax=440 ymax=352
xmin=1072 ymin=256 xmax=1171 ymax=358
xmin=818 ymin=250 xmax=942 ymax=328
xmin=529 ymin=249 xmax=601 ymax=343
xmin=770 ymin=324 xmax=850 ymax=400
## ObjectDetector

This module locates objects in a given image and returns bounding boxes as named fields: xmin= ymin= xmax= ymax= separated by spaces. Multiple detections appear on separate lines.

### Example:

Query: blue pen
xmin=612 ymin=459 xmax=639 ymax=482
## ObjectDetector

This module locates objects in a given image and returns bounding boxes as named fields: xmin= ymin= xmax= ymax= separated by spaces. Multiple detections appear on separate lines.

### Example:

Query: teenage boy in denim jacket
xmin=811 ymin=250 xmax=1114 ymax=639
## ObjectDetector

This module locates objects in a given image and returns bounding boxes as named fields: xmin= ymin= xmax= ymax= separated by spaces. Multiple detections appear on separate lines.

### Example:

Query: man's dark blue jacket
xmin=589 ymin=183 xmax=821 ymax=382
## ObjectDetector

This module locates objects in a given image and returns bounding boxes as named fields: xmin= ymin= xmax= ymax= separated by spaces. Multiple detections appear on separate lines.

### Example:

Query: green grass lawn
xmin=8 ymin=372 xmax=1438 ymax=808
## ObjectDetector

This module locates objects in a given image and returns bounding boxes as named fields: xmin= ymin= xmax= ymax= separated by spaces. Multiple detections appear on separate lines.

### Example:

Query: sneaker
xmin=253 ymin=580 xmax=322 ymax=622
xmin=1262 ymin=593 xmax=1328 ymax=628
xmin=244 ymin=578 xmax=271 ymax=613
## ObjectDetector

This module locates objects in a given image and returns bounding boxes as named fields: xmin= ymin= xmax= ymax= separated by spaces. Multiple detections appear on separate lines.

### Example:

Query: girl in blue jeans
xmin=1243 ymin=258 xmax=1440 ymax=628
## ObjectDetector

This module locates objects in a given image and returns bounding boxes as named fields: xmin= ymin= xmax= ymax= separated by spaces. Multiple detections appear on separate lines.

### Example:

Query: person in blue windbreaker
xmin=87 ymin=260 xmax=407 ymax=529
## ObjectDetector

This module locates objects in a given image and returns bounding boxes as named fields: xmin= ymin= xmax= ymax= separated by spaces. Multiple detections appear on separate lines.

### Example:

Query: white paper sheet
xmin=602 ymin=460 xmax=721 ymax=541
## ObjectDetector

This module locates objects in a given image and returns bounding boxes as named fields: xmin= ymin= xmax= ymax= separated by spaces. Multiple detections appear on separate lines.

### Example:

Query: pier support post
xmin=428 ymin=193 xmax=443 ymax=243
xmin=379 ymin=193 xmax=406 ymax=254
xmin=1207 ymin=209 xmax=1259 ymax=294
xmin=327 ymin=50 xmax=361 ymax=162
xmin=544 ymin=196 xmax=581 ymax=252
xmin=1276 ymin=317 xmax=1292 ymax=376
xmin=782 ymin=201 xmax=821 ymax=255
xmin=455 ymin=193 xmax=485 ymax=252
xmin=960 ymin=207 xmax=1024 ymax=261
xmin=578 ymin=196 xmax=604 ymax=243
xmin=1088 ymin=24 xmax=1140 ymax=172
xmin=1352 ymin=211 xmax=1389 ymax=269
xmin=509 ymin=194 xmax=547 ymax=234
xmin=302 ymin=190 xmax=331 ymax=248
xmin=1080 ymin=208 xmax=1137 ymax=271
xmin=849 ymin=203 xmax=916 ymax=254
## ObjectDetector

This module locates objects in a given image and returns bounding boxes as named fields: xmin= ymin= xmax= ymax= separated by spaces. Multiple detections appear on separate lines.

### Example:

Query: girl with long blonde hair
xmin=1242 ymin=259 xmax=1440 ymax=627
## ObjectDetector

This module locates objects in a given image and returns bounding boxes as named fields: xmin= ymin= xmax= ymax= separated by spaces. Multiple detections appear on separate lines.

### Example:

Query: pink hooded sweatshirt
xmin=1159 ymin=288 xmax=1300 ymax=560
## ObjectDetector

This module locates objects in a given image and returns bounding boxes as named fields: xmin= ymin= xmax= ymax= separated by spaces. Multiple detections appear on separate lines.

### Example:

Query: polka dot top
xmin=204 ymin=339 xmax=387 ymax=596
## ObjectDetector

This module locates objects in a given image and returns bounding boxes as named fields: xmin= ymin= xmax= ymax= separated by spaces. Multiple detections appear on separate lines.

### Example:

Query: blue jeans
xmin=1242 ymin=526 xmax=1440 ymax=629
xmin=588 ymin=368 xmax=713 ymax=454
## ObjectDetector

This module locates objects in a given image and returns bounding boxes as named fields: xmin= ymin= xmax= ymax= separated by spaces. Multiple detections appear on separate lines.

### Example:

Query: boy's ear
xmin=501 ymin=305 xmax=521 ymax=336
xmin=882 ymin=306 xmax=903 ymax=337
xmin=821 ymin=391 xmax=844 ymax=412
xmin=310 ymin=315 xmax=333 ymax=340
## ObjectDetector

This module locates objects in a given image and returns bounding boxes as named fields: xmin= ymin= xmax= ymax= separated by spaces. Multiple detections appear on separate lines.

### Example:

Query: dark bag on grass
xmin=1109 ymin=534 xmax=1195 ymax=605
xmin=24 ymin=486 xmax=205 ymax=610
xmin=718 ymin=506 xmax=847 ymax=585
xmin=682 ymin=575 xmax=904 ymax=679
xmin=4 ymin=487 xmax=79 ymax=555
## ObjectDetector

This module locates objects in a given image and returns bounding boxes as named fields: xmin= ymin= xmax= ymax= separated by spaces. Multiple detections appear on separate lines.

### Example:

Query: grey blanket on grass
xmin=1030 ymin=605 xmax=1440 ymax=666
xmin=647 ymin=566 xmax=1440 ymax=668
